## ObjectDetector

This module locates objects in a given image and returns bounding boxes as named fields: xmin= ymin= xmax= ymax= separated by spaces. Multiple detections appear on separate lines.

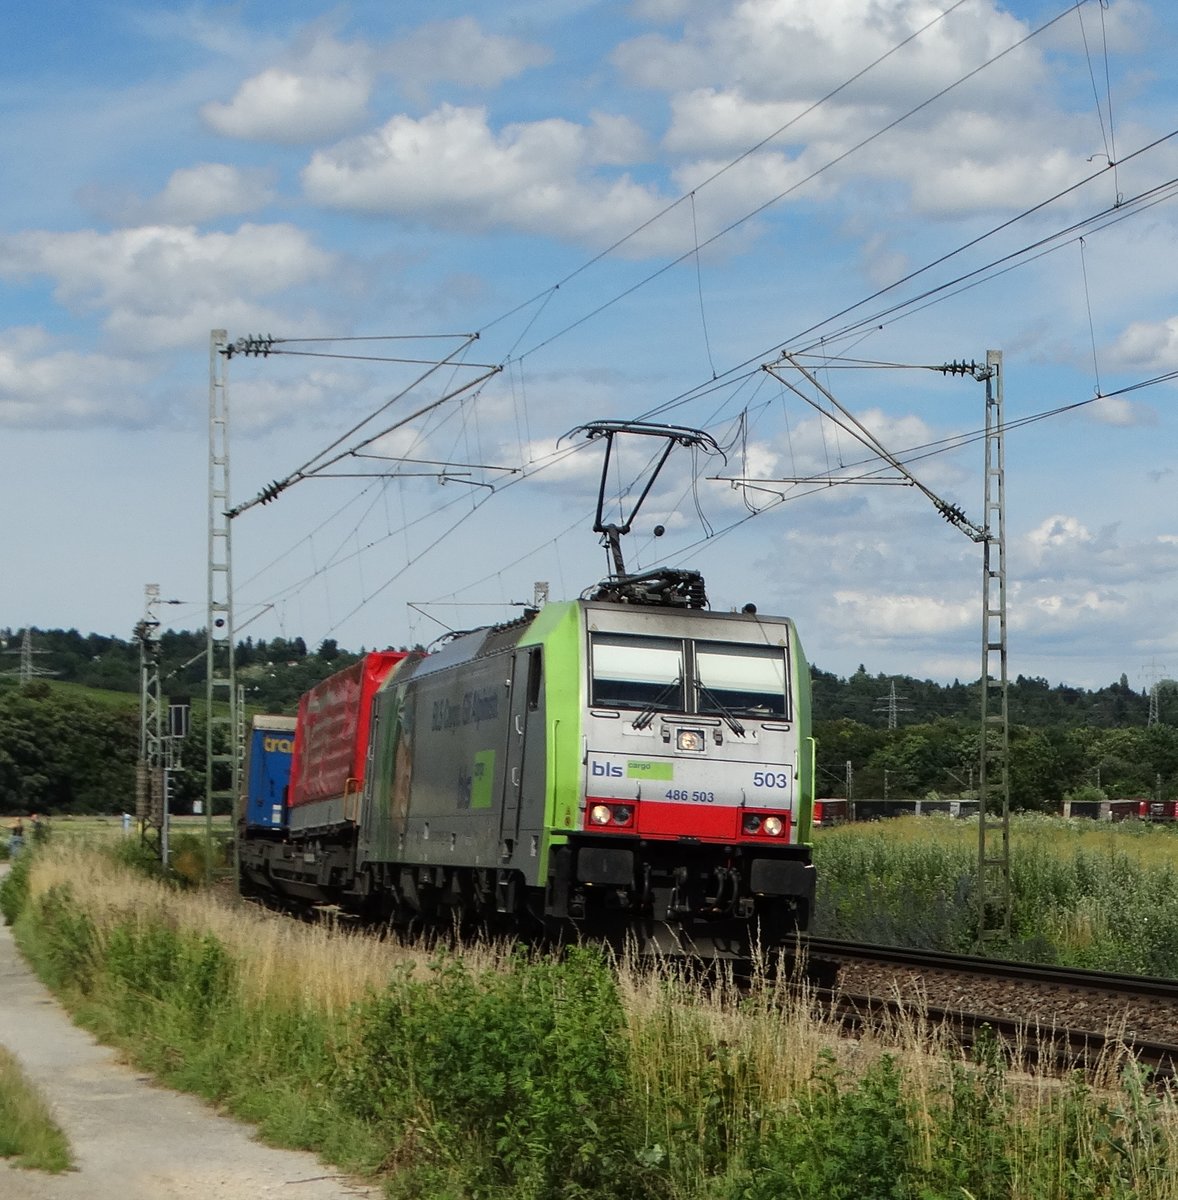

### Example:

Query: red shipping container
xmin=289 ymin=651 xmax=406 ymax=810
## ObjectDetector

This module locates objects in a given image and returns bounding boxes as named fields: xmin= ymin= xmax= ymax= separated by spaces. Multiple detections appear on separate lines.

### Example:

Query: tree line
xmin=814 ymin=715 xmax=1178 ymax=808
xmin=0 ymin=626 xmax=1172 ymax=815
xmin=0 ymin=626 xmax=360 ymax=707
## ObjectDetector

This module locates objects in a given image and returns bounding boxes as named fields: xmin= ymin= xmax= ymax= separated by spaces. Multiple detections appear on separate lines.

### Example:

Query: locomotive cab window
xmin=591 ymin=634 xmax=685 ymax=711
xmin=695 ymin=643 xmax=789 ymax=719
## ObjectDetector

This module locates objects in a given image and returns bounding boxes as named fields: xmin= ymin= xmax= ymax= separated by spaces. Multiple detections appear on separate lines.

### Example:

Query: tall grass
xmin=0 ymin=1045 xmax=73 ymax=1172
xmin=3 ymin=840 xmax=1178 ymax=1198
xmin=814 ymin=814 xmax=1178 ymax=973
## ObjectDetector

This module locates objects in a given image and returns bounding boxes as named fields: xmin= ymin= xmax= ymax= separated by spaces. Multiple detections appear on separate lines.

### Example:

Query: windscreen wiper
xmin=632 ymin=676 xmax=683 ymax=730
xmin=695 ymin=681 xmax=746 ymax=737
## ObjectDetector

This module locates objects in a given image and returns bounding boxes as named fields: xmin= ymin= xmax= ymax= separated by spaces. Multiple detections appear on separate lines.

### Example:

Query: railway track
xmin=801 ymin=936 xmax=1178 ymax=1079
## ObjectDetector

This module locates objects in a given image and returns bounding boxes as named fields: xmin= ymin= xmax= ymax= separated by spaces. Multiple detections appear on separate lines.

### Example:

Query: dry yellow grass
xmin=25 ymin=840 xmax=414 ymax=1014
xmin=24 ymin=839 xmax=523 ymax=1018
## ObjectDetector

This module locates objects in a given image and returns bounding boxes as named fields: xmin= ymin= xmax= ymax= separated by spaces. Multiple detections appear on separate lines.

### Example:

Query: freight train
xmin=237 ymin=569 xmax=817 ymax=957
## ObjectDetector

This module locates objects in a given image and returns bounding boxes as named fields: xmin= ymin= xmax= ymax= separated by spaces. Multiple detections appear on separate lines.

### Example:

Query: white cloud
xmin=664 ymin=89 xmax=811 ymax=157
xmin=616 ymin=0 xmax=1037 ymax=104
xmin=587 ymin=113 xmax=651 ymax=166
xmin=1090 ymin=395 xmax=1153 ymax=427
xmin=1038 ymin=0 xmax=1149 ymax=56
xmin=828 ymin=589 xmax=975 ymax=638
xmin=730 ymin=405 xmax=967 ymax=496
xmin=1109 ymin=315 xmax=1178 ymax=372
xmin=201 ymin=19 xmax=550 ymax=145
xmin=664 ymin=87 xmax=1091 ymax=224
xmin=302 ymin=104 xmax=667 ymax=244
xmin=618 ymin=0 xmax=1129 ymax=224
xmin=1021 ymin=587 xmax=1131 ymax=629
xmin=1019 ymin=515 xmax=1178 ymax=586
xmin=93 ymin=163 xmax=277 ymax=226
xmin=383 ymin=18 xmax=551 ymax=98
xmin=0 ymin=327 xmax=153 ymax=429
xmin=202 ymin=35 xmax=374 ymax=145
xmin=232 ymin=368 xmax=372 ymax=435
xmin=150 ymin=163 xmax=276 ymax=224
xmin=1026 ymin=514 xmax=1093 ymax=561
xmin=0 ymin=223 xmax=335 ymax=349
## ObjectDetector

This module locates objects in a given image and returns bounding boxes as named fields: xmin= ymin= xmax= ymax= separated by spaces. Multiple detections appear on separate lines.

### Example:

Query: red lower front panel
xmin=586 ymin=796 xmax=791 ymax=842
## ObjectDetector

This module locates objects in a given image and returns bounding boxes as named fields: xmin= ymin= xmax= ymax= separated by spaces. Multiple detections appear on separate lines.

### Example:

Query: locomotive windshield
xmin=696 ymin=642 xmax=788 ymax=718
xmin=590 ymin=632 xmax=789 ymax=718
xmin=591 ymin=634 xmax=685 ymax=710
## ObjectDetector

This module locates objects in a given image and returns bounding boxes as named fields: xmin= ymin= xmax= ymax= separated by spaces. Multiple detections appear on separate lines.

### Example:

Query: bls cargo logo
xmin=592 ymin=759 xmax=673 ymax=781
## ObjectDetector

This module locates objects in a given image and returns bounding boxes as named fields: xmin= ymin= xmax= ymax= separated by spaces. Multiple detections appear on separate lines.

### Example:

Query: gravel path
xmin=0 ymin=900 xmax=380 ymax=1200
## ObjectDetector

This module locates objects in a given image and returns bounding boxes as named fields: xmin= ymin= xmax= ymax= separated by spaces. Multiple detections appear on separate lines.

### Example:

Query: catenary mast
xmin=206 ymin=330 xmax=237 ymax=878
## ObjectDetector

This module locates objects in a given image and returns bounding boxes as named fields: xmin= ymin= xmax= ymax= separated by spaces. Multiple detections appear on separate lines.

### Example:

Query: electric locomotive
xmin=238 ymin=568 xmax=816 ymax=957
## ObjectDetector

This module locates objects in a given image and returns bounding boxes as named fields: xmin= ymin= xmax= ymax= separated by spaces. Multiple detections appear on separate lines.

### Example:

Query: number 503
xmin=752 ymin=771 xmax=789 ymax=788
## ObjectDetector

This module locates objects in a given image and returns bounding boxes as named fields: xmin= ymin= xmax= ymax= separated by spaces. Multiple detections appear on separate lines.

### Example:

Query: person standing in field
xmin=8 ymin=817 xmax=24 ymax=859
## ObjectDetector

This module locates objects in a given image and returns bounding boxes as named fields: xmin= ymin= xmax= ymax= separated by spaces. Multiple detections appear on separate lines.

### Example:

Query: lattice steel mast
xmin=206 ymin=330 xmax=237 ymax=876
xmin=135 ymin=584 xmax=164 ymax=847
xmin=977 ymin=350 xmax=1011 ymax=941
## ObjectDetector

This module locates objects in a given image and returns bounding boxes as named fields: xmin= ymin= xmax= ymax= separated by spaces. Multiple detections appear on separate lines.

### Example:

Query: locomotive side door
xmin=500 ymin=646 xmax=544 ymax=852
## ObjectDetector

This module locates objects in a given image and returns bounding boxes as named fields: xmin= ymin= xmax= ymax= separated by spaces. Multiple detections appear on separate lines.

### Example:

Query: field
xmin=813 ymin=813 xmax=1178 ymax=974
xmin=43 ymin=813 xmax=233 ymax=838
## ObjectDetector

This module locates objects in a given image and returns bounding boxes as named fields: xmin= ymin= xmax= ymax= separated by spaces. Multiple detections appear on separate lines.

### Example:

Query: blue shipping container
xmin=243 ymin=716 xmax=297 ymax=830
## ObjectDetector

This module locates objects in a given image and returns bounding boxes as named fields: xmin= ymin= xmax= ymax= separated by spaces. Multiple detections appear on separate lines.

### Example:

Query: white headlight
xmin=589 ymin=804 xmax=613 ymax=826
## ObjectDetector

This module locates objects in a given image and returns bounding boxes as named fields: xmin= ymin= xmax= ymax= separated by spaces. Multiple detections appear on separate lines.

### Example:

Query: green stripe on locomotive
xmin=791 ymin=623 xmax=816 ymax=843
xmin=514 ymin=598 xmax=585 ymax=877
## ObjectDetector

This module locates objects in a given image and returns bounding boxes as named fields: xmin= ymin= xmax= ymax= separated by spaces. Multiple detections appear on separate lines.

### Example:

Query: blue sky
xmin=4 ymin=0 xmax=1178 ymax=693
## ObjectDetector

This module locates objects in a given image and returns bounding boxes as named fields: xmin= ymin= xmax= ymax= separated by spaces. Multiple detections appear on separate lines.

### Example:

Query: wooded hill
xmin=1 ymin=626 xmax=1173 ymax=816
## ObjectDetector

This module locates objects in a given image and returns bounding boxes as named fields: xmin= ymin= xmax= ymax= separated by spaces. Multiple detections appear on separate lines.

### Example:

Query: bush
xmin=0 ymin=850 xmax=31 ymax=924
xmin=335 ymin=947 xmax=644 ymax=1199
xmin=21 ymin=884 xmax=99 ymax=993
xmin=730 ymin=1052 xmax=917 ymax=1200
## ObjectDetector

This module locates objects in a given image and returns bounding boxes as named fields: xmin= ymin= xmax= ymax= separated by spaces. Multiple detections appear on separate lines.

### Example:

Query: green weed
xmin=0 ymin=1046 xmax=73 ymax=1173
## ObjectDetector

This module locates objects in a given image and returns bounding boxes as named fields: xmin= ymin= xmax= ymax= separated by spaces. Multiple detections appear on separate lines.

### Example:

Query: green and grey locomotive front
xmin=359 ymin=597 xmax=816 ymax=952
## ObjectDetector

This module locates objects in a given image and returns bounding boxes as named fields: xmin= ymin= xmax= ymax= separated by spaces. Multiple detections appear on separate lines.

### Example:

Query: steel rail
xmin=801 ymin=936 xmax=1178 ymax=1000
